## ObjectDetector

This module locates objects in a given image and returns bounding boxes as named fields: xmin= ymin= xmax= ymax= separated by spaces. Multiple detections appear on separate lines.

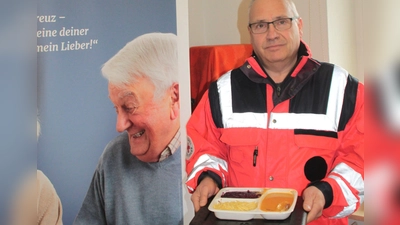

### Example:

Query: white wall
xmin=363 ymin=0 xmax=400 ymax=75
xmin=326 ymin=0 xmax=360 ymax=80
xmin=188 ymin=0 xmax=251 ymax=46
xmin=293 ymin=0 xmax=329 ymax=63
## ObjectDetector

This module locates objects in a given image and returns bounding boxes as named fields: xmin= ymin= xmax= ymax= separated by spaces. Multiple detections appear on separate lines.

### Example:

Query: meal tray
xmin=208 ymin=187 xmax=298 ymax=221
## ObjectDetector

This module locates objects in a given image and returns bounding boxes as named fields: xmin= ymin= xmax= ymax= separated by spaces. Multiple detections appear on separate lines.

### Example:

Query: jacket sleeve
xmin=319 ymin=83 xmax=364 ymax=218
xmin=185 ymin=90 xmax=229 ymax=193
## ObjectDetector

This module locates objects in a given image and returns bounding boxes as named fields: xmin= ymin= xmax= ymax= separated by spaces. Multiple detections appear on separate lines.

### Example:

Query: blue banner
xmin=37 ymin=1 xmax=176 ymax=224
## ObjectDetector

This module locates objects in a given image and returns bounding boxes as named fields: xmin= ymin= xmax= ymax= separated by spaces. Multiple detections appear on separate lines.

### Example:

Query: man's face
xmin=248 ymin=0 xmax=303 ymax=68
xmin=108 ymin=76 xmax=179 ymax=162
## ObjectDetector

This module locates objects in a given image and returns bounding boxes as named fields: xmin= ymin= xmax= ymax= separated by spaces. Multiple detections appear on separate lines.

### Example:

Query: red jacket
xmin=186 ymin=42 xmax=364 ymax=225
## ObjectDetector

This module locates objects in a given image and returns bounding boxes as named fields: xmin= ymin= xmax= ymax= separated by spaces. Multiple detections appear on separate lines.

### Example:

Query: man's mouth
xmin=133 ymin=130 xmax=145 ymax=138
xmin=266 ymin=44 xmax=283 ymax=49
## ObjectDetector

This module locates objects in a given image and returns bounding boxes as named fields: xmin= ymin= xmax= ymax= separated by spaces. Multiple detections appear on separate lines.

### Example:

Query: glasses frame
xmin=248 ymin=17 xmax=298 ymax=34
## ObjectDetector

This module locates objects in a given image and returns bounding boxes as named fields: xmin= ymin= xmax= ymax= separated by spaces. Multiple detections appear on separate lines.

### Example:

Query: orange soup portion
xmin=260 ymin=193 xmax=294 ymax=212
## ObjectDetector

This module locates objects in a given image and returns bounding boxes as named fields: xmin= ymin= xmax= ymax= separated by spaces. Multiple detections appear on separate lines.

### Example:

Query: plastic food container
xmin=208 ymin=187 xmax=298 ymax=221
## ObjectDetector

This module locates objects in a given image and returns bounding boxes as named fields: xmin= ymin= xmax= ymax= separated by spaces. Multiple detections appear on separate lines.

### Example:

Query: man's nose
xmin=266 ymin=24 xmax=279 ymax=39
xmin=116 ymin=112 xmax=131 ymax=132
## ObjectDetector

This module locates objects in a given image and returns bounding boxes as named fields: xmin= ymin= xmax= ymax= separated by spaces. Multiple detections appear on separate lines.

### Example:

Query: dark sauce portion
xmin=221 ymin=190 xmax=262 ymax=198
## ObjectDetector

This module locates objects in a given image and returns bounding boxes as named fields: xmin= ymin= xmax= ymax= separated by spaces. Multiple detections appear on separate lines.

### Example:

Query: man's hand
xmin=191 ymin=176 xmax=220 ymax=212
xmin=302 ymin=186 xmax=325 ymax=223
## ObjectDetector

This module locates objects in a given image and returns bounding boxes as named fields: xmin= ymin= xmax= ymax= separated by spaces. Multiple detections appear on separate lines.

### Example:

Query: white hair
xmin=101 ymin=32 xmax=178 ymax=100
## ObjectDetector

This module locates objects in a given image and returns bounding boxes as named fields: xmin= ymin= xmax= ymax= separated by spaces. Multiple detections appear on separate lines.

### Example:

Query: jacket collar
xmin=242 ymin=40 xmax=316 ymax=80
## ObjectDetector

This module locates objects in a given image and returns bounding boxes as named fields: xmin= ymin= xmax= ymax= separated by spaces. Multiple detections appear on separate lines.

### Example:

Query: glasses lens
xmin=251 ymin=22 xmax=268 ymax=34
xmin=273 ymin=18 xmax=292 ymax=31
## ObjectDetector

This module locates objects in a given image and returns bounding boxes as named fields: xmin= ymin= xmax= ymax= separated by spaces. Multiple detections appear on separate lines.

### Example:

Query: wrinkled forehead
xmin=107 ymin=76 xmax=157 ymax=104
xmin=108 ymin=83 xmax=137 ymax=101
xmin=117 ymin=90 xmax=135 ymax=100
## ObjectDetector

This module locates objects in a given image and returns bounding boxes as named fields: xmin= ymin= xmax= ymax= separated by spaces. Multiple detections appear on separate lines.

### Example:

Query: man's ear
xmin=170 ymin=82 xmax=180 ymax=120
xmin=297 ymin=17 xmax=303 ymax=38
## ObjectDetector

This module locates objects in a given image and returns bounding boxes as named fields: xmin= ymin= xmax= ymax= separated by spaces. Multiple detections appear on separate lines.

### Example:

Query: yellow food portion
xmin=213 ymin=201 xmax=258 ymax=211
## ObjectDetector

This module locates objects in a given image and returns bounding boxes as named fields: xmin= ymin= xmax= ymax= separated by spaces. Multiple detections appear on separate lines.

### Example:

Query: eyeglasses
xmin=249 ymin=17 xmax=297 ymax=34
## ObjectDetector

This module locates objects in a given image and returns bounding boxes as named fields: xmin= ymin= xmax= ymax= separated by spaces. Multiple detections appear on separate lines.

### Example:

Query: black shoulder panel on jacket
xmin=289 ymin=63 xmax=334 ymax=114
xmin=231 ymin=69 xmax=266 ymax=113
xmin=209 ymin=81 xmax=224 ymax=128
xmin=338 ymin=75 xmax=359 ymax=131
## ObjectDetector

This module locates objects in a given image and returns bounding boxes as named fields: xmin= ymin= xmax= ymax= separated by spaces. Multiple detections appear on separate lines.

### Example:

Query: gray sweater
xmin=74 ymin=132 xmax=183 ymax=225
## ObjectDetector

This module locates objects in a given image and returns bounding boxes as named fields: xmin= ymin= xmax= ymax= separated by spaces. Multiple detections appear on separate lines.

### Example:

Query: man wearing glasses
xmin=185 ymin=0 xmax=364 ymax=225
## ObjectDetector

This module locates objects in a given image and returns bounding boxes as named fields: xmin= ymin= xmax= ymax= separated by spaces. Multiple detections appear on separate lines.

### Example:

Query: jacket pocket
xmin=220 ymin=128 xmax=261 ymax=163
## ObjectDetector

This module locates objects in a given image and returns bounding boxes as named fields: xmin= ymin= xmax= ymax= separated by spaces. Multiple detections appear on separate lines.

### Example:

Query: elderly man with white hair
xmin=74 ymin=32 xmax=182 ymax=225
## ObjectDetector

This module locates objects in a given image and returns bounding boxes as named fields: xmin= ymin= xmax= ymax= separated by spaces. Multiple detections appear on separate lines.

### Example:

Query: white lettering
xmin=59 ymin=27 xmax=90 ymax=36
xmin=37 ymin=15 xmax=57 ymax=23
xmin=37 ymin=42 xmax=58 ymax=52
xmin=61 ymin=41 xmax=91 ymax=51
